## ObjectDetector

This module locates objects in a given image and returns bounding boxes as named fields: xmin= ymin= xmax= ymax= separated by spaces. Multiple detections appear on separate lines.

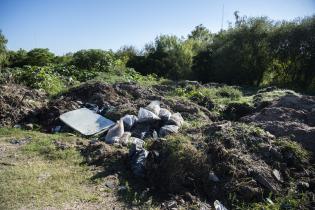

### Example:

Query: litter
xmin=129 ymin=142 xmax=149 ymax=177
xmin=60 ymin=108 xmax=115 ymax=136
xmin=146 ymin=100 xmax=161 ymax=115
xmin=167 ymin=112 xmax=184 ymax=127
xmin=121 ymin=114 xmax=138 ymax=130
xmin=214 ymin=200 xmax=227 ymax=210
xmin=138 ymin=107 xmax=160 ymax=122
xmin=208 ymin=171 xmax=220 ymax=182
xmin=120 ymin=132 xmax=132 ymax=146
xmin=159 ymin=125 xmax=179 ymax=137
xmin=105 ymin=119 xmax=124 ymax=144
xmin=159 ymin=108 xmax=172 ymax=121
xmin=52 ymin=125 xmax=62 ymax=133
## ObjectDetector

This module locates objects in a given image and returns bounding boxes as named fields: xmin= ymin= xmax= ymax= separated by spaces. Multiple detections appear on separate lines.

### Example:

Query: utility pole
xmin=221 ymin=4 xmax=224 ymax=31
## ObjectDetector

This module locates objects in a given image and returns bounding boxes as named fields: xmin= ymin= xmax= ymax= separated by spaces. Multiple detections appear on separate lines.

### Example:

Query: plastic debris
xmin=266 ymin=198 xmax=274 ymax=205
xmin=138 ymin=107 xmax=160 ymax=122
xmin=13 ymin=124 xmax=22 ymax=129
xmin=208 ymin=171 xmax=220 ymax=182
xmin=129 ymin=142 xmax=148 ymax=177
xmin=52 ymin=125 xmax=62 ymax=133
xmin=121 ymin=114 xmax=138 ymax=130
xmin=105 ymin=119 xmax=124 ymax=144
xmin=272 ymin=169 xmax=282 ymax=182
xmin=145 ymin=100 xmax=161 ymax=115
xmin=214 ymin=200 xmax=228 ymax=210
xmin=168 ymin=112 xmax=184 ymax=127
xmin=84 ymin=103 xmax=99 ymax=112
xmin=159 ymin=108 xmax=172 ymax=121
xmin=130 ymin=137 xmax=145 ymax=148
xmin=159 ymin=125 xmax=179 ymax=137
xmin=120 ymin=132 xmax=132 ymax=146
xmin=60 ymin=108 xmax=115 ymax=136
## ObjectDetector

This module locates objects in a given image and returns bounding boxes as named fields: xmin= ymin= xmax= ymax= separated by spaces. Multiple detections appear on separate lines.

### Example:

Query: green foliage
xmin=173 ymin=85 xmax=247 ymax=111
xmin=146 ymin=134 xmax=208 ymax=194
xmin=94 ymin=65 xmax=167 ymax=86
xmin=3 ymin=14 xmax=315 ymax=91
xmin=253 ymin=89 xmax=299 ymax=105
xmin=243 ymin=192 xmax=309 ymax=210
xmin=0 ymin=30 xmax=8 ymax=69
xmin=127 ymin=35 xmax=194 ymax=80
xmin=71 ymin=49 xmax=115 ymax=71
xmin=193 ymin=16 xmax=272 ymax=86
xmin=15 ymin=65 xmax=66 ymax=95
xmin=275 ymin=138 xmax=310 ymax=162
xmin=7 ymin=48 xmax=28 ymax=67
xmin=126 ymin=15 xmax=315 ymax=91
xmin=25 ymin=48 xmax=55 ymax=66
xmin=0 ymin=128 xmax=100 ymax=209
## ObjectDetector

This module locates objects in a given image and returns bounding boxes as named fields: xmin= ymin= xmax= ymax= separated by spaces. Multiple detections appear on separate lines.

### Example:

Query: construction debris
xmin=59 ymin=108 xmax=115 ymax=136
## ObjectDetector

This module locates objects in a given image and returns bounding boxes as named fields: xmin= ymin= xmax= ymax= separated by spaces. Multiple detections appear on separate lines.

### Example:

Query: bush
xmin=14 ymin=65 xmax=65 ymax=95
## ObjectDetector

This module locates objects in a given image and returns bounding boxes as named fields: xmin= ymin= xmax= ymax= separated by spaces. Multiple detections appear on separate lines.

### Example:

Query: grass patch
xmin=240 ymin=192 xmax=309 ymax=210
xmin=171 ymin=85 xmax=252 ymax=115
xmin=0 ymin=160 xmax=98 ymax=209
xmin=275 ymin=138 xmax=310 ymax=162
xmin=0 ymin=128 xmax=101 ymax=209
xmin=146 ymin=134 xmax=208 ymax=194
xmin=92 ymin=67 xmax=170 ymax=87
xmin=253 ymin=89 xmax=299 ymax=105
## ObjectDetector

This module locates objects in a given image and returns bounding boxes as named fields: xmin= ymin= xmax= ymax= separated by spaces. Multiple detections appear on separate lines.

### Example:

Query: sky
xmin=1 ymin=0 xmax=314 ymax=55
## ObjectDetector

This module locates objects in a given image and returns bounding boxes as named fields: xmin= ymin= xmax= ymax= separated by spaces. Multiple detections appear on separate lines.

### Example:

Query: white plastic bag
xmin=159 ymin=125 xmax=179 ymax=137
xmin=121 ymin=114 xmax=138 ymax=130
xmin=168 ymin=112 xmax=184 ymax=127
xmin=159 ymin=108 xmax=172 ymax=121
xmin=105 ymin=119 xmax=124 ymax=144
xmin=214 ymin=200 xmax=228 ymax=210
xmin=138 ymin=107 xmax=160 ymax=122
xmin=145 ymin=101 xmax=160 ymax=116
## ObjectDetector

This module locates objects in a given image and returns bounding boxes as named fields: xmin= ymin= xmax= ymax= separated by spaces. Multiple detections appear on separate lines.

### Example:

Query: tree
xmin=268 ymin=16 xmax=315 ymax=89
xmin=0 ymin=31 xmax=8 ymax=70
xmin=188 ymin=24 xmax=213 ymax=43
xmin=127 ymin=35 xmax=193 ymax=80
xmin=25 ymin=48 xmax=55 ymax=66
xmin=53 ymin=53 xmax=73 ymax=65
xmin=71 ymin=49 xmax=115 ymax=71
xmin=7 ymin=49 xmax=28 ymax=67
xmin=192 ymin=16 xmax=272 ymax=86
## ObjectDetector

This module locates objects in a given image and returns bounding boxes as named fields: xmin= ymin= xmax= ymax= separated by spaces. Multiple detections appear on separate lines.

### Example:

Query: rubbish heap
xmin=103 ymin=100 xmax=184 ymax=177
xmin=60 ymin=100 xmax=184 ymax=177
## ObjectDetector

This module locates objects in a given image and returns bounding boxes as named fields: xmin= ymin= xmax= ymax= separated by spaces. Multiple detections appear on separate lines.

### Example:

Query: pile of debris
xmin=242 ymin=94 xmax=315 ymax=153
xmin=60 ymin=100 xmax=184 ymax=177
xmin=0 ymin=83 xmax=47 ymax=127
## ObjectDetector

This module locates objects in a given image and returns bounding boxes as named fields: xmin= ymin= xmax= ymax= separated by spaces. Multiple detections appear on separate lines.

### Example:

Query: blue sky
xmin=1 ymin=0 xmax=314 ymax=55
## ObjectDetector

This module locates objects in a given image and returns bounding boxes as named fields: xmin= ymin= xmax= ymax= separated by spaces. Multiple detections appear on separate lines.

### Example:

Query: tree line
xmin=0 ymin=13 xmax=314 ymax=91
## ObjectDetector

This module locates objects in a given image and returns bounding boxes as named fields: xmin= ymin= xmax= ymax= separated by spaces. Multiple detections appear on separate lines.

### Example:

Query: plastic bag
xmin=129 ymin=142 xmax=148 ymax=177
xmin=120 ymin=132 xmax=132 ymax=146
xmin=121 ymin=114 xmax=138 ymax=130
xmin=145 ymin=101 xmax=160 ymax=115
xmin=105 ymin=119 xmax=124 ymax=144
xmin=214 ymin=200 xmax=228 ymax=210
xmin=138 ymin=107 xmax=160 ymax=122
xmin=159 ymin=125 xmax=179 ymax=137
xmin=159 ymin=108 xmax=172 ymax=121
xmin=167 ymin=112 xmax=184 ymax=127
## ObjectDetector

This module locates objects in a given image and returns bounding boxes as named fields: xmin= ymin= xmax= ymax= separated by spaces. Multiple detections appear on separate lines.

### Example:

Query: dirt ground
xmin=1 ymin=82 xmax=315 ymax=209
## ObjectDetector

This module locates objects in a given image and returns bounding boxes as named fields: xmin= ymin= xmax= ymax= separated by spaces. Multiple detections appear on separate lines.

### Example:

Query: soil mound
xmin=242 ymin=94 xmax=315 ymax=153
xmin=0 ymin=84 xmax=47 ymax=127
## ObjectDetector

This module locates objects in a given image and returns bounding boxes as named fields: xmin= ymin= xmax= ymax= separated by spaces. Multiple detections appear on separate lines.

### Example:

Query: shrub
xmin=15 ymin=65 xmax=65 ymax=95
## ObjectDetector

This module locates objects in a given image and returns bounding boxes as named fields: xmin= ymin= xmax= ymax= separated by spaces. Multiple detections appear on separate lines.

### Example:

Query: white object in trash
xmin=214 ymin=200 xmax=228 ymax=210
xmin=59 ymin=108 xmax=115 ymax=136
